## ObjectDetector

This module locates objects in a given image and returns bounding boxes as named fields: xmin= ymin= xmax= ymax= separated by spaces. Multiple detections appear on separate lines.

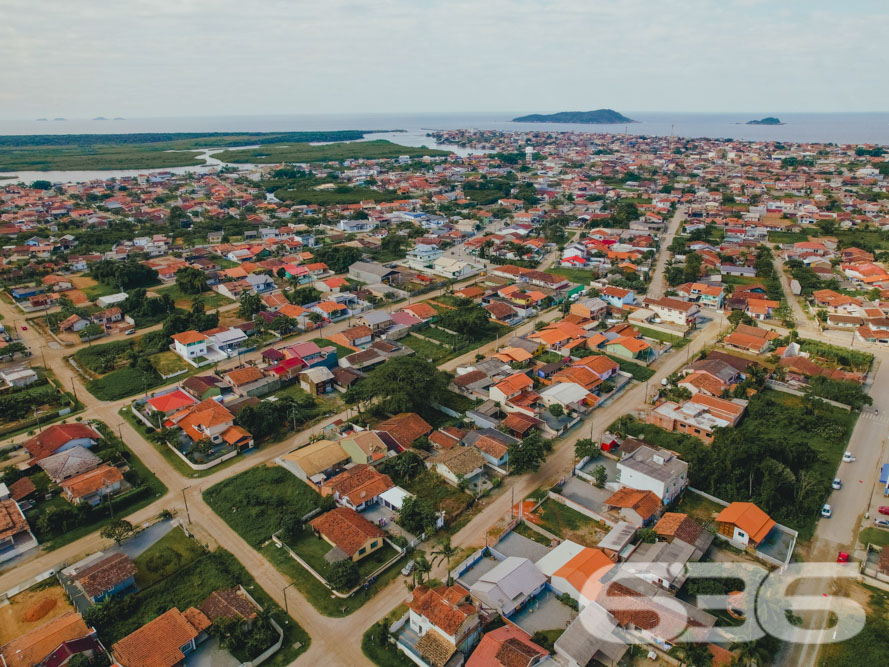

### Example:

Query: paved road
xmin=646 ymin=205 xmax=687 ymax=300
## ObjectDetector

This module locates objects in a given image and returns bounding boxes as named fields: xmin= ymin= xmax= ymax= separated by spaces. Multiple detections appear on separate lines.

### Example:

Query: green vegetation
xmin=204 ymin=466 xmax=326 ymax=547
xmin=546 ymin=265 xmax=595 ymax=285
xmin=612 ymin=389 xmax=858 ymax=540
xmin=805 ymin=376 xmax=872 ymax=410
xmin=86 ymin=365 xmax=163 ymax=401
xmin=820 ymin=588 xmax=889 ymax=666
xmin=512 ymin=109 xmax=636 ymax=124
xmin=636 ymin=326 xmax=691 ymax=349
xmin=400 ymin=334 xmax=451 ymax=362
xmin=133 ymin=526 xmax=205 ymax=588
xmin=345 ymin=356 xmax=450 ymax=419
xmin=768 ymin=231 xmax=810 ymax=244
xmin=154 ymin=283 xmax=233 ymax=310
xmin=0 ymin=130 xmax=381 ymax=171
xmin=363 ymin=614 xmax=416 ymax=667
xmin=859 ymin=528 xmax=889 ymax=548
xmin=84 ymin=549 xmax=309 ymax=664
xmin=217 ymin=140 xmax=449 ymax=165
xmin=797 ymin=338 xmax=873 ymax=373
xmin=312 ymin=337 xmax=355 ymax=359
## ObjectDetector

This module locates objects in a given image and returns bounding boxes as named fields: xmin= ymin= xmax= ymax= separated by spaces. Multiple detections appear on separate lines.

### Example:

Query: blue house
xmin=73 ymin=552 xmax=137 ymax=603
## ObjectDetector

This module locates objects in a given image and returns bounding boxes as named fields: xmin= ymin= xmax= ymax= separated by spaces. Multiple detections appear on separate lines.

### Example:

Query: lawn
xmin=362 ymin=607 xmax=416 ymax=667
xmin=819 ymin=587 xmax=889 ymax=666
xmin=400 ymin=334 xmax=450 ymax=362
xmin=512 ymin=522 xmax=552 ymax=546
xmin=82 ymin=281 xmax=121 ymax=301
xmin=532 ymin=498 xmax=607 ymax=547
xmin=636 ymin=325 xmax=691 ymax=349
xmin=204 ymin=466 xmax=325 ymax=547
xmin=89 ymin=549 xmax=310 ymax=666
xmin=400 ymin=471 xmax=473 ymax=523
xmin=133 ymin=526 xmax=205 ymax=588
xmin=263 ymin=542 xmax=408 ymax=618
xmin=768 ymin=231 xmax=810 ymax=244
xmin=86 ymin=365 xmax=163 ymax=401
xmin=149 ymin=350 xmax=189 ymax=377
xmin=587 ymin=351 xmax=654 ymax=381
xmin=675 ymin=491 xmax=725 ymax=527
xmin=859 ymin=528 xmax=889 ymax=548
xmin=286 ymin=528 xmax=399 ymax=581
xmin=312 ymin=337 xmax=356 ymax=359
xmin=434 ymin=389 xmax=478 ymax=414
xmin=546 ymin=265 xmax=595 ymax=285
xmin=154 ymin=284 xmax=234 ymax=311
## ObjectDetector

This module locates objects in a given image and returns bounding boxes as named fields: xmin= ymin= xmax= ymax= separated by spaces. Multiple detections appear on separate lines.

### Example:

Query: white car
xmin=832 ymin=478 xmax=842 ymax=490
xmin=821 ymin=504 xmax=833 ymax=518
xmin=842 ymin=452 xmax=856 ymax=463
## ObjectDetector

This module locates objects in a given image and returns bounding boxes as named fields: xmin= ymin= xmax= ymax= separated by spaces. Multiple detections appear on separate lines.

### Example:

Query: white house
xmin=431 ymin=257 xmax=479 ymax=280
xmin=616 ymin=444 xmax=688 ymax=504
xmin=403 ymin=243 xmax=444 ymax=270
xmin=171 ymin=331 xmax=209 ymax=360
xmin=644 ymin=297 xmax=699 ymax=327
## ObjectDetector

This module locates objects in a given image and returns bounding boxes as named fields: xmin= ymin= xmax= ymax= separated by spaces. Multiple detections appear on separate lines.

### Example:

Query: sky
xmin=2 ymin=0 xmax=888 ymax=119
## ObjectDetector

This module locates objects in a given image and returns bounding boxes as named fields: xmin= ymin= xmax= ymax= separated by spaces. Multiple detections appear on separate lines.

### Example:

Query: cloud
xmin=0 ymin=0 xmax=887 ymax=118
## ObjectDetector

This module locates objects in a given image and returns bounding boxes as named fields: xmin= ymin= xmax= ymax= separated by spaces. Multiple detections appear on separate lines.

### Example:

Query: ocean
xmin=2 ymin=112 xmax=888 ymax=183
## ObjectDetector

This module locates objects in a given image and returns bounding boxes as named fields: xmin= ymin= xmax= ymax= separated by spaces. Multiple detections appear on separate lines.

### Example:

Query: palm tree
xmin=431 ymin=537 xmax=458 ymax=586
xmin=730 ymin=639 xmax=770 ymax=667
xmin=681 ymin=642 xmax=712 ymax=667
xmin=413 ymin=555 xmax=431 ymax=586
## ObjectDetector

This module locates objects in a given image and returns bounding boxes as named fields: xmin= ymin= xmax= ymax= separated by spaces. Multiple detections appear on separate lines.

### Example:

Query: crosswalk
xmin=859 ymin=409 xmax=889 ymax=426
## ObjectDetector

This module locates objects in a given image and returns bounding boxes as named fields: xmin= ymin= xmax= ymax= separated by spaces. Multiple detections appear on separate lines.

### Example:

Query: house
xmin=0 ymin=367 xmax=39 ymax=388
xmin=91 ymin=306 xmax=123 ymax=326
xmin=112 ymin=607 xmax=211 ymax=667
xmin=200 ymin=587 xmax=260 ymax=625
xmin=23 ymin=423 xmax=101 ymax=466
xmin=432 ymin=257 xmax=479 ymax=280
xmin=338 ymin=430 xmax=390 ymax=464
xmin=146 ymin=389 xmax=198 ymax=417
xmin=676 ymin=282 xmax=725 ymax=308
xmin=603 ymin=487 xmax=662 ymax=526
xmin=60 ymin=464 xmax=124 ymax=505
xmin=644 ymin=296 xmax=700 ymax=327
xmin=469 ymin=556 xmax=547 ymax=617
xmin=427 ymin=446 xmax=486 ymax=487
xmin=72 ymin=552 xmax=137 ymax=603
xmin=570 ymin=296 xmax=607 ymax=321
xmin=181 ymin=374 xmax=228 ymax=401
xmin=648 ymin=395 xmax=746 ymax=443
xmin=554 ymin=604 xmax=628 ymax=667
xmin=309 ymin=506 xmax=386 ymax=562
xmin=330 ymin=324 xmax=373 ymax=350
xmin=0 ymin=498 xmax=38 ymax=562
xmin=375 ymin=412 xmax=433 ymax=449
xmin=223 ymin=366 xmax=277 ymax=397
xmin=541 ymin=543 xmax=614 ymax=608
xmin=623 ymin=538 xmax=696 ymax=591
xmin=321 ymin=464 xmax=395 ymax=511
xmin=601 ymin=286 xmax=635 ymax=309
xmin=604 ymin=336 xmax=651 ymax=362
xmin=359 ymin=310 xmax=393 ymax=333
xmin=277 ymin=439 xmax=350 ymax=483
xmin=0 ymin=612 xmax=103 ymax=667
xmin=400 ymin=302 xmax=438 ymax=321
xmin=723 ymin=324 xmax=779 ymax=354
xmin=617 ymin=444 xmax=688 ymax=504
xmin=36 ymin=446 xmax=101 ymax=483
xmin=404 ymin=585 xmax=481 ymax=666
xmin=715 ymin=502 xmax=776 ymax=549
xmin=170 ymin=398 xmax=254 ymax=450
xmin=171 ymin=330 xmax=209 ymax=361
xmin=349 ymin=261 xmax=400 ymax=285
xmin=465 ymin=625 xmax=548 ymax=667
xmin=539 ymin=381 xmax=592 ymax=411
xmin=59 ymin=313 xmax=89 ymax=332
xmin=653 ymin=512 xmax=714 ymax=560
xmin=299 ymin=366 xmax=336 ymax=395
xmin=463 ymin=429 xmax=515 ymax=468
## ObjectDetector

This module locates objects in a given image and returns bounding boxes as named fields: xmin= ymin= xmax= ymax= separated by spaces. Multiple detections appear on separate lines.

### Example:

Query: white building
xmin=617 ymin=444 xmax=688 ymax=504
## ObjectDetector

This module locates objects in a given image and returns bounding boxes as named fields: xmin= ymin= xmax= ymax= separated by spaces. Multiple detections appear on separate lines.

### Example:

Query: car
xmin=401 ymin=560 xmax=416 ymax=576
xmin=821 ymin=504 xmax=832 ymax=518
xmin=874 ymin=518 xmax=889 ymax=528
xmin=842 ymin=452 xmax=856 ymax=463
xmin=832 ymin=478 xmax=842 ymax=490
xmin=879 ymin=506 xmax=889 ymax=516
xmin=125 ymin=328 xmax=136 ymax=335
xmin=837 ymin=551 xmax=850 ymax=563
xmin=20 ymin=325 xmax=27 ymax=331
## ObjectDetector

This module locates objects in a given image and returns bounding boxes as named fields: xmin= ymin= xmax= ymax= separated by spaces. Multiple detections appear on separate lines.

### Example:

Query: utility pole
xmin=182 ymin=486 xmax=191 ymax=524
xmin=283 ymin=582 xmax=296 ymax=615
xmin=70 ymin=377 xmax=78 ymax=402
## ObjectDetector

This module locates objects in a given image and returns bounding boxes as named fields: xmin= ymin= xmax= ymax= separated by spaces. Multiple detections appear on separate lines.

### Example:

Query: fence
xmin=129 ymin=405 xmax=239 ymax=471
xmin=764 ymin=379 xmax=853 ymax=412
xmin=547 ymin=489 xmax=617 ymax=528
xmin=235 ymin=584 xmax=286 ymax=667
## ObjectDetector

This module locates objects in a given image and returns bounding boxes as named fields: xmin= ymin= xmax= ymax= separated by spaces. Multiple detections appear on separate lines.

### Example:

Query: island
xmin=512 ymin=109 xmax=636 ymax=124
xmin=93 ymin=116 xmax=108 ymax=121
xmin=746 ymin=117 xmax=784 ymax=125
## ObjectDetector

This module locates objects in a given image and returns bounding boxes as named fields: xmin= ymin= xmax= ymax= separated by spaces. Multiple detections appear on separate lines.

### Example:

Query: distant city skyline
xmin=2 ymin=0 xmax=888 ymax=119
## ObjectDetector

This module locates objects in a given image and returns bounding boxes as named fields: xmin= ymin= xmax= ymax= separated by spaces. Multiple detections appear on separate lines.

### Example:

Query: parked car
xmin=821 ymin=504 xmax=832 ymax=518
xmin=878 ymin=506 xmax=889 ymax=516
xmin=836 ymin=551 xmax=850 ymax=563
xmin=842 ymin=452 xmax=856 ymax=463
xmin=873 ymin=518 xmax=889 ymax=528
xmin=401 ymin=560 xmax=415 ymax=576
xmin=125 ymin=328 xmax=136 ymax=335
xmin=832 ymin=478 xmax=842 ymax=490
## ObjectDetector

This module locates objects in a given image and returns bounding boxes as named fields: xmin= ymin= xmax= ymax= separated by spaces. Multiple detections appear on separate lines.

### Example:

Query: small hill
xmin=746 ymin=117 xmax=784 ymax=125
xmin=513 ymin=109 xmax=636 ymax=124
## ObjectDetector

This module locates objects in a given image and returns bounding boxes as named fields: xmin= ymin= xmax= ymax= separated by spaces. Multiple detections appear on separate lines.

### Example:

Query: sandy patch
xmin=0 ymin=584 xmax=74 ymax=645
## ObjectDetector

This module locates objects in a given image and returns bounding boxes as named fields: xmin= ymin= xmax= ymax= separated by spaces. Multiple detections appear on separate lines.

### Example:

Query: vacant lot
xmin=531 ymin=498 xmax=608 ymax=547
xmin=0 ymin=581 xmax=74 ymax=645
xmin=204 ymin=465 xmax=324 ymax=547
xmin=133 ymin=526 xmax=206 ymax=588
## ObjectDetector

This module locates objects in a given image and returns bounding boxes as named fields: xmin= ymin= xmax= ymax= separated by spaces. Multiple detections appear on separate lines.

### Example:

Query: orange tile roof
xmin=493 ymin=372 xmax=533 ymax=396
xmin=60 ymin=464 xmax=123 ymax=501
xmin=225 ymin=366 xmax=265 ymax=386
xmin=113 ymin=607 xmax=211 ymax=667
xmin=174 ymin=399 xmax=235 ymax=442
xmin=607 ymin=336 xmax=650 ymax=354
xmin=553 ymin=548 xmax=614 ymax=595
xmin=310 ymin=507 xmax=385 ymax=557
xmin=407 ymin=585 xmax=476 ymax=636
xmin=402 ymin=302 xmax=437 ymax=319
xmin=605 ymin=488 xmax=661 ymax=520
xmin=716 ymin=502 xmax=775 ymax=544
xmin=376 ymin=412 xmax=432 ymax=448
xmin=171 ymin=330 xmax=208 ymax=345
xmin=0 ymin=612 xmax=90 ymax=667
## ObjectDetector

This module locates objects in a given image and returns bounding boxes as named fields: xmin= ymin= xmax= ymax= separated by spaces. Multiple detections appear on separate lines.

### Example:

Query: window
xmin=358 ymin=547 xmax=366 ymax=555
xmin=370 ymin=540 xmax=378 ymax=548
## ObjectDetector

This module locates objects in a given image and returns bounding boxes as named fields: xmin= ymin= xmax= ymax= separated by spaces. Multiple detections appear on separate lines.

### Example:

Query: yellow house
xmin=309 ymin=507 xmax=386 ymax=562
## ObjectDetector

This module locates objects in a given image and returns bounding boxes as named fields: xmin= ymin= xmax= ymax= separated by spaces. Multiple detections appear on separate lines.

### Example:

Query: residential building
xmin=648 ymin=395 xmax=747 ymax=443
xmin=468 ymin=556 xmax=547 ymax=617
xmin=715 ymin=502 xmax=776 ymax=549
xmin=321 ymin=464 xmax=395 ymax=511
xmin=644 ymin=296 xmax=700 ymax=327
xmin=375 ymin=412 xmax=433 ymax=449
xmin=0 ymin=612 xmax=102 ymax=667
xmin=404 ymin=585 xmax=481 ymax=666
xmin=171 ymin=330 xmax=209 ymax=361
xmin=617 ymin=444 xmax=688 ymax=504
xmin=309 ymin=506 xmax=386 ymax=562
xmin=338 ymin=430 xmax=390 ymax=464
xmin=427 ymin=447 xmax=486 ymax=487
xmin=22 ymin=423 xmax=101 ymax=466
xmin=60 ymin=464 xmax=124 ymax=505
xmin=0 ymin=498 xmax=38 ymax=562
xmin=465 ymin=625 xmax=548 ymax=667
xmin=277 ymin=439 xmax=350 ymax=483
xmin=603 ymin=487 xmax=662 ymax=526
xmin=112 ymin=607 xmax=211 ymax=667
xmin=71 ymin=552 xmax=137 ymax=603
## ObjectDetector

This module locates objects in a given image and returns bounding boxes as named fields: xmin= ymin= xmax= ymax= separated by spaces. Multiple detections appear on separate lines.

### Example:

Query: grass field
xmin=768 ymin=231 xmax=810 ymax=244
xmin=153 ymin=284 xmax=234 ymax=311
xmin=400 ymin=333 xmax=450 ymax=362
xmin=204 ymin=466 xmax=324 ymax=547
xmin=86 ymin=365 xmax=163 ymax=401
xmin=546 ymin=265 xmax=596 ymax=285
xmin=216 ymin=140 xmax=449 ymax=165
xmin=312 ymin=337 xmax=356 ymax=359
xmin=532 ymin=499 xmax=607 ymax=548
xmin=133 ymin=526 xmax=206 ymax=588
xmin=636 ymin=325 xmax=691 ymax=349
xmin=859 ymin=527 xmax=889 ymax=548
xmin=149 ymin=350 xmax=189 ymax=377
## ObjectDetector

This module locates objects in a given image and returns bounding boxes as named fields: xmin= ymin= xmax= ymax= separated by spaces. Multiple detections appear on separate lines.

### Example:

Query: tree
xmin=175 ymin=266 xmax=208 ymax=294
xmin=681 ymin=642 xmax=712 ymax=667
xmin=238 ymin=292 xmax=264 ymax=319
xmin=327 ymin=559 xmax=360 ymax=592
xmin=79 ymin=323 xmax=104 ymax=343
xmin=592 ymin=464 xmax=607 ymax=488
xmin=287 ymin=285 xmax=322 ymax=305
xmin=431 ymin=536 xmax=458 ymax=585
xmin=398 ymin=496 xmax=436 ymax=535
xmin=100 ymin=519 xmax=134 ymax=545
xmin=548 ymin=404 xmax=564 ymax=418
xmin=413 ymin=554 xmax=432 ymax=586
xmin=575 ymin=438 xmax=598 ymax=460
xmin=729 ymin=639 xmax=771 ymax=667
xmin=90 ymin=258 xmax=158 ymax=290
xmin=637 ymin=527 xmax=658 ymax=543
xmin=345 ymin=356 xmax=449 ymax=415
xmin=508 ymin=431 xmax=548 ymax=473
xmin=281 ymin=515 xmax=304 ymax=543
